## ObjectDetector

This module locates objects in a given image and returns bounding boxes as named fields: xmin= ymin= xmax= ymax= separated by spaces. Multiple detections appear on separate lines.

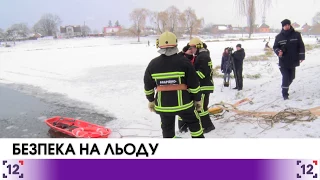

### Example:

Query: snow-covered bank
xmin=210 ymin=48 xmax=320 ymax=138
xmin=0 ymin=36 xmax=319 ymax=138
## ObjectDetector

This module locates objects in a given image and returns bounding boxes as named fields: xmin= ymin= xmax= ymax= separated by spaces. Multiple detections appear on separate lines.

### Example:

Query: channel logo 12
xmin=297 ymin=160 xmax=319 ymax=180
xmin=2 ymin=160 xmax=24 ymax=179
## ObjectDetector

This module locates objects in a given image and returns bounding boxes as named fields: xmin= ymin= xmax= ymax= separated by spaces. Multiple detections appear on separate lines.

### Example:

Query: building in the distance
xmin=28 ymin=33 xmax=42 ymax=40
xmin=258 ymin=23 xmax=270 ymax=33
xmin=309 ymin=24 xmax=320 ymax=35
xmin=291 ymin=22 xmax=301 ymax=30
xmin=58 ymin=25 xmax=82 ymax=38
xmin=244 ymin=25 xmax=259 ymax=34
xmin=103 ymin=26 xmax=122 ymax=36
xmin=212 ymin=24 xmax=233 ymax=34
xmin=301 ymin=23 xmax=312 ymax=34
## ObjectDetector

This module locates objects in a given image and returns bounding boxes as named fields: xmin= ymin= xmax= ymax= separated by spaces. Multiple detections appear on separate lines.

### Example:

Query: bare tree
xmin=108 ymin=20 xmax=112 ymax=27
xmin=176 ymin=13 xmax=187 ymax=36
xmin=0 ymin=28 xmax=4 ymax=40
xmin=33 ymin=13 xmax=62 ymax=36
xmin=247 ymin=0 xmax=256 ymax=37
xmin=236 ymin=0 xmax=256 ymax=38
xmin=3 ymin=23 xmax=30 ymax=44
xmin=261 ymin=0 xmax=272 ymax=17
xmin=10 ymin=23 xmax=30 ymax=38
xmin=148 ymin=6 xmax=200 ymax=37
xmin=4 ymin=28 xmax=16 ymax=44
xmin=183 ymin=7 xmax=203 ymax=39
xmin=149 ymin=11 xmax=160 ymax=33
xmin=235 ymin=0 xmax=272 ymax=38
xmin=81 ymin=25 xmax=91 ymax=36
xmin=311 ymin=12 xmax=320 ymax=34
xmin=312 ymin=12 xmax=320 ymax=25
xmin=130 ymin=8 xmax=149 ymax=42
xmin=166 ymin=6 xmax=180 ymax=33
xmin=149 ymin=12 xmax=162 ymax=34
xmin=151 ymin=11 xmax=170 ymax=34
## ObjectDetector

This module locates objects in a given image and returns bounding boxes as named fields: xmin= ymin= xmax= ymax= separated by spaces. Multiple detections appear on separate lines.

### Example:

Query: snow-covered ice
xmin=0 ymin=35 xmax=319 ymax=138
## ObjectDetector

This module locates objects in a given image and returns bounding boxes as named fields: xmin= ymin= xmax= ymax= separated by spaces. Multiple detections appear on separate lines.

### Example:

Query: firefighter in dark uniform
xmin=144 ymin=31 xmax=204 ymax=138
xmin=188 ymin=37 xmax=215 ymax=133
xmin=273 ymin=19 xmax=305 ymax=100
xmin=177 ymin=44 xmax=196 ymax=133
xmin=178 ymin=44 xmax=195 ymax=65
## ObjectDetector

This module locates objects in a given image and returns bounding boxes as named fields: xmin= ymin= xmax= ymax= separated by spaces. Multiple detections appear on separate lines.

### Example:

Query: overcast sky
xmin=0 ymin=0 xmax=319 ymax=30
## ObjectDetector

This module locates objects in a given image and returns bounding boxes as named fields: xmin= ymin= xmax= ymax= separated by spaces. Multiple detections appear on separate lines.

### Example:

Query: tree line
xmin=0 ymin=13 xmax=125 ymax=42
xmin=1 ymin=1 xmax=320 ymax=43
xmin=235 ymin=0 xmax=320 ymax=37
xmin=129 ymin=6 xmax=203 ymax=42
xmin=0 ymin=14 xmax=62 ymax=42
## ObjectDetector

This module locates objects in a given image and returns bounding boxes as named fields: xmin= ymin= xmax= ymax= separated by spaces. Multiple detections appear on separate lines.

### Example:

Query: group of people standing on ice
xmin=220 ymin=44 xmax=245 ymax=90
xmin=143 ymin=18 xmax=305 ymax=138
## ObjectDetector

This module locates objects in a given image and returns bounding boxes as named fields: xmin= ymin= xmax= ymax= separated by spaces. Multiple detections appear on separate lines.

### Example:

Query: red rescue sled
xmin=45 ymin=116 xmax=111 ymax=138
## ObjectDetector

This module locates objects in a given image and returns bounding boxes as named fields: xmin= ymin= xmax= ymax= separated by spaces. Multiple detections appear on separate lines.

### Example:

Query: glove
xmin=148 ymin=101 xmax=155 ymax=112
xmin=194 ymin=101 xmax=202 ymax=111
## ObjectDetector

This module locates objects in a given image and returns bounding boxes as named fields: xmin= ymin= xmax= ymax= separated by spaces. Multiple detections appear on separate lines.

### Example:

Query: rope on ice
xmin=208 ymin=98 xmax=319 ymax=130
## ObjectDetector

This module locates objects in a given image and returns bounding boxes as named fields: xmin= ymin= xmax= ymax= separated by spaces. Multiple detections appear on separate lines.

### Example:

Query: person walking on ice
xmin=273 ymin=19 xmax=305 ymax=100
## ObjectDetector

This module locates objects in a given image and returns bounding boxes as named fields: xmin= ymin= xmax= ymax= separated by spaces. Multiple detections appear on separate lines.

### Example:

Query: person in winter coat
xmin=177 ymin=44 xmax=196 ymax=133
xmin=178 ymin=42 xmax=213 ymax=133
xmin=273 ymin=19 xmax=305 ymax=100
xmin=221 ymin=48 xmax=232 ymax=87
xmin=178 ymin=44 xmax=196 ymax=65
xmin=179 ymin=43 xmax=209 ymax=63
xmin=187 ymin=37 xmax=215 ymax=133
xmin=203 ymin=43 xmax=210 ymax=56
xmin=232 ymin=44 xmax=245 ymax=90
xmin=144 ymin=31 xmax=204 ymax=138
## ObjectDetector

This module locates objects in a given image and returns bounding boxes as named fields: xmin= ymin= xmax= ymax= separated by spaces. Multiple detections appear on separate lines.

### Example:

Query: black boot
xmin=233 ymin=87 xmax=238 ymax=90
xmin=203 ymin=125 xmax=215 ymax=134
xmin=192 ymin=134 xmax=205 ymax=138
xmin=179 ymin=126 xmax=188 ymax=133
xmin=178 ymin=120 xmax=188 ymax=133
xmin=282 ymin=88 xmax=289 ymax=100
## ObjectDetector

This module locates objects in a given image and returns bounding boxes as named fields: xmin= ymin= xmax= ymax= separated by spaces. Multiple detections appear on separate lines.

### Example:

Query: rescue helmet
xmin=156 ymin=31 xmax=178 ymax=49
xmin=188 ymin=37 xmax=203 ymax=49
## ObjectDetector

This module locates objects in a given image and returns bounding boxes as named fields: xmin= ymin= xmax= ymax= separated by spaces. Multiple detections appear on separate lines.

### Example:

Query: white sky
xmin=139 ymin=0 xmax=320 ymax=28
xmin=0 ymin=0 xmax=319 ymax=30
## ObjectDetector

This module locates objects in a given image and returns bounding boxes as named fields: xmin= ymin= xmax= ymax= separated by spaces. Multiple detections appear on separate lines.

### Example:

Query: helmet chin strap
xmin=158 ymin=47 xmax=179 ymax=56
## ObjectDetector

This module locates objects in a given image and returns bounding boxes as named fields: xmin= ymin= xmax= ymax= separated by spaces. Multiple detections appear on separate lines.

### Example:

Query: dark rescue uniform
xmin=176 ymin=49 xmax=215 ymax=132
xmin=273 ymin=27 xmax=305 ymax=98
xmin=193 ymin=49 xmax=215 ymax=130
xmin=194 ymin=49 xmax=214 ymax=94
xmin=144 ymin=53 xmax=204 ymax=138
